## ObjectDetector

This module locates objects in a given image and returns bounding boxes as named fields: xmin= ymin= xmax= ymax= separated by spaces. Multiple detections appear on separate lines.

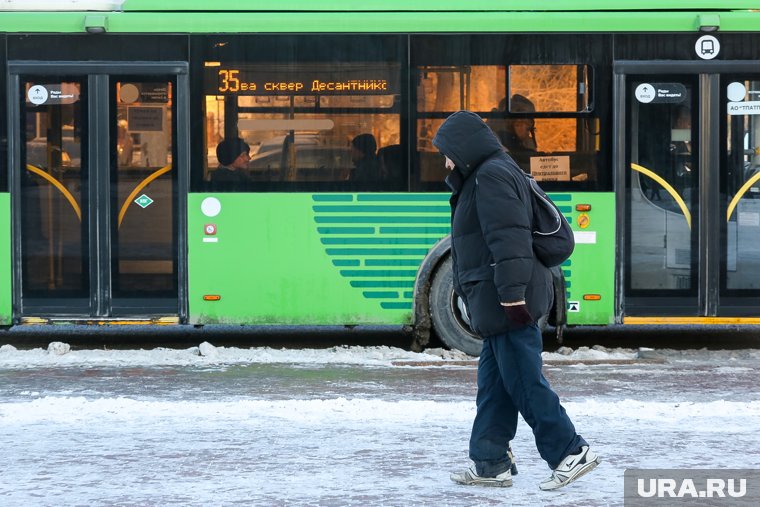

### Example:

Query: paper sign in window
xmin=530 ymin=155 xmax=570 ymax=181
xmin=127 ymin=107 xmax=164 ymax=132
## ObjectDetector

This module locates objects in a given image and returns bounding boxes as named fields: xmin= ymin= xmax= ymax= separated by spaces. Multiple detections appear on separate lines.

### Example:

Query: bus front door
xmin=10 ymin=64 xmax=186 ymax=321
xmin=623 ymin=72 xmax=760 ymax=319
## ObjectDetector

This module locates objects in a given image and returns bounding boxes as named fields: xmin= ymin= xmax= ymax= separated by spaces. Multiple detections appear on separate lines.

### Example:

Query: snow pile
xmin=0 ymin=343 xmax=476 ymax=368
xmin=543 ymin=345 xmax=638 ymax=361
xmin=47 ymin=342 xmax=71 ymax=355
xmin=0 ymin=342 xmax=685 ymax=368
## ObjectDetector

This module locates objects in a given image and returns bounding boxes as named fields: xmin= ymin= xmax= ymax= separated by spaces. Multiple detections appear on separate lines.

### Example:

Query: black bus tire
xmin=428 ymin=256 xmax=551 ymax=357
xmin=429 ymin=256 xmax=483 ymax=357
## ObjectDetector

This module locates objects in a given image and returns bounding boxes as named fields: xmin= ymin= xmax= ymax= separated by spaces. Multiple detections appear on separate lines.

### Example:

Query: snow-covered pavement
xmin=1 ymin=343 xmax=759 ymax=506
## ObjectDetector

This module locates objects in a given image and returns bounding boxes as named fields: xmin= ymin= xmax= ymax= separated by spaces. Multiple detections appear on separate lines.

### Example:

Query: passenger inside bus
xmin=117 ymin=119 xmax=134 ymax=167
xmin=210 ymin=137 xmax=253 ymax=190
xmin=349 ymin=133 xmax=381 ymax=182
xmin=669 ymin=105 xmax=693 ymax=203
xmin=491 ymin=94 xmax=538 ymax=172
xmin=670 ymin=105 xmax=692 ymax=173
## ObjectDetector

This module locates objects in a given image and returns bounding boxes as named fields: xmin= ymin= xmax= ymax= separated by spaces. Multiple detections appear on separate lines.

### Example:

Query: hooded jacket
xmin=432 ymin=111 xmax=552 ymax=337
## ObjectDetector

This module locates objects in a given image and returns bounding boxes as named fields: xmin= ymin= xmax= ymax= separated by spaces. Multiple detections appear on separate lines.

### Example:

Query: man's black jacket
xmin=433 ymin=111 xmax=553 ymax=337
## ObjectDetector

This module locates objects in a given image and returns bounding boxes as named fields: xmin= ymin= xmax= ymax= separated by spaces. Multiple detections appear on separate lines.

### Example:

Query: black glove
xmin=503 ymin=303 xmax=533 ymax=328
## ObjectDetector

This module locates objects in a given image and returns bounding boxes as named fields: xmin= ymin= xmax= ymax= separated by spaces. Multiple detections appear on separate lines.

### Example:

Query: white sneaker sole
xmin=451 ymin=472 xmax=513 ymax=488
xmin=540 ymin=456 xmax=601 ymax=491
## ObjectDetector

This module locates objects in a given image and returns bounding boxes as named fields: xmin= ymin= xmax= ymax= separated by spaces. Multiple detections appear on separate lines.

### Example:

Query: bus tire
xmin=429 ymin=256 xmax=483 ymax=357
xmin=429 ymin=256 xmax=551 ymax=357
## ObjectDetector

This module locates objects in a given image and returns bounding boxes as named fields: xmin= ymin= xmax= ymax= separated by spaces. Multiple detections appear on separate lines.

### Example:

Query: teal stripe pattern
xmin=313 ymin=192 xmax=573 ymax=313
xmin=313 ymin=193 xmax=451 ymax=311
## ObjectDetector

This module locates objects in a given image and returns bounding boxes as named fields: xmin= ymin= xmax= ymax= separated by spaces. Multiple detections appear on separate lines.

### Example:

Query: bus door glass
xmin=15 ymin=72 xmax=179 ymax=318
xmin=626 ymin=77 xmax=699 ymax=313
xmin=722 ymin=77 xmax=760 ymax=306
xmin=21 ymin=78 xmax=89 ymax=311
xmin=111 ymin=80 xmax=177 ymax=309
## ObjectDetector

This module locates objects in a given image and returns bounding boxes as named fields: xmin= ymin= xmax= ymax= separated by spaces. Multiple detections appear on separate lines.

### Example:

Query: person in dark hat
xmin=349 ymin=133 xmax=381 ymax=182
xmin=491 ymin=94 xmax=538 ymax=172
xmin=210 ymin=137 xmax=252 ymax=190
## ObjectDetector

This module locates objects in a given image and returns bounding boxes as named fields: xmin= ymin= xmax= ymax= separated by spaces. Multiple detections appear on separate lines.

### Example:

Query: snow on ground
xmin=1 ymin=343 xmax=759 ymax=506
xmin=0 ymin=342 xmax=645 ymax=368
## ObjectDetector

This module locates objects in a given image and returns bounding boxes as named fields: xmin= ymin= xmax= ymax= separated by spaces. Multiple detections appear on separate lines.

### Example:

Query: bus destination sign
xmin=204 ymin=64 xmax=399 ymax=96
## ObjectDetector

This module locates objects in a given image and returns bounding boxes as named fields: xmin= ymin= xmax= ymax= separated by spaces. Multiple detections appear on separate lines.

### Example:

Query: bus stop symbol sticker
xmin=695 ymin=35 xmax=720 ymax=60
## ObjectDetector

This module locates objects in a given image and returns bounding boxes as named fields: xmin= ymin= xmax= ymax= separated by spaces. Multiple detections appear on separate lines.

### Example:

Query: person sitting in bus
xmin=210 ymin=137 xmax=252 ymax=190
xmin=349 ymin=133 xmax=381 ymax=182
xmin=667 ymin=105 xmax=693 ymax=203
xmin=116 ymin=119 xmax=134 ymax=167
xmin=491 ymin=94 xmax=538 ymax=172
xmin=670 ymin=105 xmax=692 ymax=173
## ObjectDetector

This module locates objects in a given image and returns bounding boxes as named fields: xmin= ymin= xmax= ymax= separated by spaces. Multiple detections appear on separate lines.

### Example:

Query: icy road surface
xmin=1 ymin=343 xmax=759 ymax=506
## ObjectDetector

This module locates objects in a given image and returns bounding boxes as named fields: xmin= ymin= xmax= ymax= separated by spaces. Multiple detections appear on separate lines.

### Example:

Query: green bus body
xmin=187 ymin=192 xmax=615 ymax=326
xmin=1 ymin=1 xmax=757 ymax=333
xmin=0 ymin=1 xmax=758 ymax=33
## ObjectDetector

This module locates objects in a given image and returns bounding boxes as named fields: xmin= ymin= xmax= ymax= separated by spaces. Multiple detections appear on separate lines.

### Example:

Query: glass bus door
xmin=624 ymin=72 xmax=760 ymax=317
xmin=625 ymin=76 xmax=699 ymax=316
xmin=721 ymin=75 xmax=760 ymax=315
xmin=12 ymin=68 xmax=182 ymax=319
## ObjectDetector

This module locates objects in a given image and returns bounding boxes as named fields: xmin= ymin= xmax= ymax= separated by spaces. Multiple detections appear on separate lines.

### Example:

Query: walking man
xmin=432 ymin=111 xmax=600 ymax=490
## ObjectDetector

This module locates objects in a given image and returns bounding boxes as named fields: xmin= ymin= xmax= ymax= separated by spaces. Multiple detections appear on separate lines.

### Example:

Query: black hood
xmin=432 ymin=110 xmax=504 ymax=180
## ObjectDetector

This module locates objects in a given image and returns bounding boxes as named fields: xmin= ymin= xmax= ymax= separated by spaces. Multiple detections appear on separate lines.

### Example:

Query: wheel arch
xmin=410 ymin=235 xmax=451 ymax=351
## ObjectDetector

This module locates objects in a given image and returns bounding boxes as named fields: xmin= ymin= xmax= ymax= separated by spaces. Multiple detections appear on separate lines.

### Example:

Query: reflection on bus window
xmin=628 ymin=83 xmax=696 ymax=292
xmin=635 ymin=101 xmax=695 ymax=213
xmin=22 ymin=80 xmax=86 ymax=295
xmin=203 ymin=62 xmax=401 ymax=190
xmin=114 ymin=81 xmax=175 ymax=294
xmin=725 ymin=79 xmax=760 ymax=291
xmin=509 ymin=65 xmax=592 ymax=113
xmin=415 ymin=64 xmax=598 ymax=189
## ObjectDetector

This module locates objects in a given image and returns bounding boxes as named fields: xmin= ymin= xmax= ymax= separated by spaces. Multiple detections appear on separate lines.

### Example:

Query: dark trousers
xmin=469 ymin=323 xmax=586 ymax=476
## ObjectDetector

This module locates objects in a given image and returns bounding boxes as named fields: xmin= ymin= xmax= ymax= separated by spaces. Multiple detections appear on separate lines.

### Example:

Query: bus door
xmin=620 ymin=68 xmax=760 ymax=318
xmin=9 ymin=63 xmax=188 ymax=320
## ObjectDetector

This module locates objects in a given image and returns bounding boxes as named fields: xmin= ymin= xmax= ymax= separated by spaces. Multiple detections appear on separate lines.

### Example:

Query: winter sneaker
xmin=450 ymin=466 xmax=513 ymax=488
xmin=539 ymin=445 xmax=600 ymax=491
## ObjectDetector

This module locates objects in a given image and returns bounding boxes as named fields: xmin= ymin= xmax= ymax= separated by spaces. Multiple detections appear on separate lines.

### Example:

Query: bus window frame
xmin=410 ymin=33 xmax=613 ymax=193
xmin=191 ymin=34 xmax=408 ymax=193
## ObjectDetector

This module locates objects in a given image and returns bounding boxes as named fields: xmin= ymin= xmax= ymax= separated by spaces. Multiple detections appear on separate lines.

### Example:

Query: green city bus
xmin=1 ymin=1 xmax=759 ymax=354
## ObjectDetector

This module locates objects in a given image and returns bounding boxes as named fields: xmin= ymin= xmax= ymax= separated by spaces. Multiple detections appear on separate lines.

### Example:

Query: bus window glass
xmin=509 ymin=65 xmax=591 ymax=112
xmin=113 ymin=80 xmax=175 ymax=296
xmin=22 ymin=80 xmax=88 ymax=296
xmin=417 ymin=66 xmax=505 ymax=113
xmin=415 ymin=64 xmax=598 ymax=189
xmin=203 ymin=62 xmax=401 ymax=191
xmin=725 ymin=79 xmax=760 ymax=291
xmin=628 ymin=81 xmax=697 ymax=292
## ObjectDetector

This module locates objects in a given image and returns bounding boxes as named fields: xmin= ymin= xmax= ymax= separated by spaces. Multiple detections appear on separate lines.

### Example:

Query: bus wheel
xmin=429 ymin=256 xmax=483 ymax=357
